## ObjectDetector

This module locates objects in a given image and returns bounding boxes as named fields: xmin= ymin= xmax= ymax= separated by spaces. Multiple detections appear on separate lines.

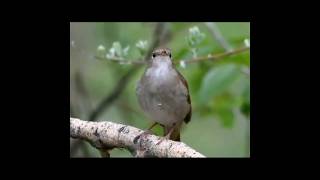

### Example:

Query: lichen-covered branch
xmin=70 ymin=117 xmax=205 ymax=158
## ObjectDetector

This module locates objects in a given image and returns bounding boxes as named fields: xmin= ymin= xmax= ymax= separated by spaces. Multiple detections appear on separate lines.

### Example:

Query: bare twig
xmin=88 ymin=68 xmax=138 ymax=121
xmin=94 ymin=23 xmax=171 ymax=65
xmin=205 ymin=22 xmax=233 ymax=52
xmin=184 ymin=46 xmax=249 ymax=64
xmin=95 ymin=46 xmax=250 ymax=66
xmin=94 ymin=56 xmax=145 ymax=65
xmin=70 ymin=117 xmax=205 ymax=158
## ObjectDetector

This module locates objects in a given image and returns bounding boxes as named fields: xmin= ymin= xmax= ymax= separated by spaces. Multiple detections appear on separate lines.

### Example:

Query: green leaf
xmin=199 ymin=64 xmax=240 ymax=104
xmin=173 ymin=47 xmax=190 ymax=60
xmin=241 ymin=82 xmax=250 ymax=118
xmin=207 ymin=92 xmax=240 ymax=128
xmin=216 ymin=109 xmax=234 ymax=128
xmin=241 ymin=101 xmax=250 ymax=118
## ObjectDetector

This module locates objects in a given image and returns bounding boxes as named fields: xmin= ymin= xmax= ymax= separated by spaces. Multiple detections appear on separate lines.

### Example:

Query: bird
xmin=136 ymin=47 xmax=191 ymax=144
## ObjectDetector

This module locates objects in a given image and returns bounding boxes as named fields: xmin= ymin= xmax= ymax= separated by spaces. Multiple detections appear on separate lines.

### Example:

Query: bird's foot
xmin=156 ymin=134 xmax=171 ymax=145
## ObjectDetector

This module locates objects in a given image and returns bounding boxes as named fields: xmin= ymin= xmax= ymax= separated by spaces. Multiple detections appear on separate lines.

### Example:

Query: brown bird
xmin=136 ymin=47 xmax=191 ymax=144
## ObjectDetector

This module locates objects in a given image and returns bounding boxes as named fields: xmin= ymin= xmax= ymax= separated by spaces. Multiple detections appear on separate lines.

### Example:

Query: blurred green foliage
xmin=70 ymin=22 xmax=250 ymax=157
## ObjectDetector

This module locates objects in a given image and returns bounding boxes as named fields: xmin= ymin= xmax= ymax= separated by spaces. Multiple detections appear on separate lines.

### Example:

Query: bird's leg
xmin=165 ymin=126 xmax=176 ymax=138
xmin=143 ymin=122 xmax=158 ymax=135
xmin=156 ymin=125 xmax=176 ymax=145
xmin=135 ymin=122 xmax=158 ymax=140
xmin=147 ymin=122 xmax=158 ymax=131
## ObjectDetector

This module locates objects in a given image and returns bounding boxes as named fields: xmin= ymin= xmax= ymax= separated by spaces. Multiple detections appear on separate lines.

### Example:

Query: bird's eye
xmin=169 ymin=53 xmax=172 ymax=58
xmin=152 ymin=53 xmax=156 ymax=58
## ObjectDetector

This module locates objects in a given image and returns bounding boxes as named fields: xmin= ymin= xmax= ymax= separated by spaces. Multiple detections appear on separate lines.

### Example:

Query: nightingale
xmin=136 ymin=47 xmax=191 ymax=144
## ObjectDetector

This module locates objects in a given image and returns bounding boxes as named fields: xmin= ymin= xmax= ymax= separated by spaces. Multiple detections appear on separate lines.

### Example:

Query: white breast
xmin=146 ymin=60 xmax=172 ymax=78
xmin=138 ymin=60 xmax=190 ymax=126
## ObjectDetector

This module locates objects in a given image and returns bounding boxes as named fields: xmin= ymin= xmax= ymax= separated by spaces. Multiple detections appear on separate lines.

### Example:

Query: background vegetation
xmin=70 ymin=22 xmax=250 ymax=157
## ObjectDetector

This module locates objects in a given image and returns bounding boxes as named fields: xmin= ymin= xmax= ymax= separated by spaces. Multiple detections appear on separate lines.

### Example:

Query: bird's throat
xmin=146 ymin=60 xmax=173 ymax=78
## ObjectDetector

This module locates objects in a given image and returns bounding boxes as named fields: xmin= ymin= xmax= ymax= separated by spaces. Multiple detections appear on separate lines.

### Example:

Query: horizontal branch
xmin=185 ymin=46 xmax=249 ymax=64
xmin=70 ymin=117 xmax=205 ymax=158
xmin=95 ymin=46 xmax=250 ymax=66
xmin=94 ymin=56 xmax=146 ymax=65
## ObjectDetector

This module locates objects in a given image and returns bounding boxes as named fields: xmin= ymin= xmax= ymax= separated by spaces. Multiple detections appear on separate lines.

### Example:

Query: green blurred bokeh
xmin=70 ymin=22 xmax=250 ymax=157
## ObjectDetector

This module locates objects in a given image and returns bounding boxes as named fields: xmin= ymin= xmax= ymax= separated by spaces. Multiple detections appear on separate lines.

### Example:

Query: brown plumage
xmin=136 ymin=47 xmax=192 ymax=143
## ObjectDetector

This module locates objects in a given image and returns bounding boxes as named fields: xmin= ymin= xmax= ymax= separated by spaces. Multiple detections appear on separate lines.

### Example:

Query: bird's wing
xmin=176 ymin=69 xmax=192 ymax=124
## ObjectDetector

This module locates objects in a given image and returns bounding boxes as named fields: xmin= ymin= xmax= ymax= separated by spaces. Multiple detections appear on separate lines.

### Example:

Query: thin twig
xmin=95 ymin=46 xmax=250 ymax=66
xmin=95 ymin=56 xmax=145 ymax=65
xmin=184 ymin=46 xmax=249 ymax=64
xmin=70 ymin=117 xmax=205 ymax=157
xmin=88 ymin=68 xmax=139 ymax=121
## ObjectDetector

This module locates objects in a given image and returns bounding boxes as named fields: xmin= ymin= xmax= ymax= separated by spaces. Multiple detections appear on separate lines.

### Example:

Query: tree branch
xmin=70 ymin=117 xmax=205 ymax=158
xmin=95 ymin=56 xmax=145 ymax=65
xmin=182 ymin=46 xmax=249 ymax=64
xmin=95 ymin=46 xmax=250 ymax=66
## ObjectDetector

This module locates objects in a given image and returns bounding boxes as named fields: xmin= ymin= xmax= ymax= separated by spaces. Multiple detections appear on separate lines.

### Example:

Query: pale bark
xmin=70 ymin=117 xmax=205 ymax=158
